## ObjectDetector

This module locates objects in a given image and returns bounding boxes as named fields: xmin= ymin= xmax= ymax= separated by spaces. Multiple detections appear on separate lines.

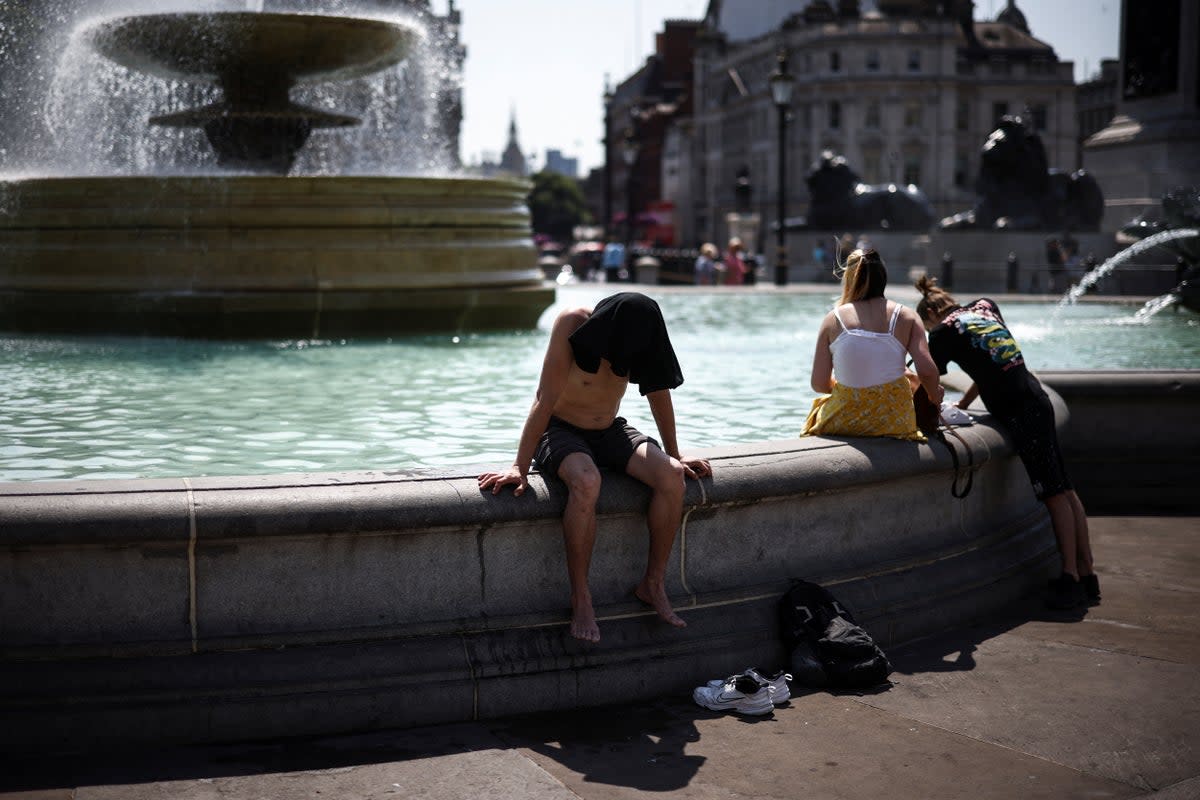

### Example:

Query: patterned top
xmin=928 ymin=298 xmax=1039 ymax=416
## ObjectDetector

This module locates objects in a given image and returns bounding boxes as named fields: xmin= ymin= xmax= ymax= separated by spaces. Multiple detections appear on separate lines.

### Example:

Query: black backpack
xmin=778 ymin=579 xmax=892 ymax=690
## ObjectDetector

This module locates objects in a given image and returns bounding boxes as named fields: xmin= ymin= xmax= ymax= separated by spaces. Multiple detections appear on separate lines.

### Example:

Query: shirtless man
xmin=478 ymin=293 xmax=711 ymax=643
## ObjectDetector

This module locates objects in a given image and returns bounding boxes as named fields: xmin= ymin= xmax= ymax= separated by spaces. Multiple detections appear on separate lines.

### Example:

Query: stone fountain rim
xmin=0 ymin=174 xmax=532 ymax=190
xmin=83 ymin=10 xmax=422 ymax=86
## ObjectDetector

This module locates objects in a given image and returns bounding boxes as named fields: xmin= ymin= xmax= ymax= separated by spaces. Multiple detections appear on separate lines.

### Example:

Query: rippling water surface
xmin=2 ymin=285 xmax=1197 ymax=481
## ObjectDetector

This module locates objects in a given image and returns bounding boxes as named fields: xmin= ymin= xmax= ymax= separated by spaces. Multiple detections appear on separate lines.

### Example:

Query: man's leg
xmin=625 ymin=442 xmax=687 ymax=628
xmin=558 ymin=452 xmax=603 ymax=642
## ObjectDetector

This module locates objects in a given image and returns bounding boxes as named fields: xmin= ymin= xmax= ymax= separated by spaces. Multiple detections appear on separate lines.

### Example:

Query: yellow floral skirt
xmin=802 ymin=375 xmax=925 ymax=442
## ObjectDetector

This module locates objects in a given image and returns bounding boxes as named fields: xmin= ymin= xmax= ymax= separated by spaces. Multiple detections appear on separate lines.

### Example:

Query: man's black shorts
xmin=534 ymin=416 xmax=659 ymax=478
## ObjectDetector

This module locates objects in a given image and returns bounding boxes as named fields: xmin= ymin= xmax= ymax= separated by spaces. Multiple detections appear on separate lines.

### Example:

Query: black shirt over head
xmin=568 ymin=292 xmax=684 ymax=396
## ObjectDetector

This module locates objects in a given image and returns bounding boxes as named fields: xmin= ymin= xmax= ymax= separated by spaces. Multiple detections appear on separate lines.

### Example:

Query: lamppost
xmin=602 ymin=82 xmax=614 ymax=238
xmin=621 ymin=127 xmax=640 ymax=282
xmin=769 ymin=48 xmax=795 ymax=287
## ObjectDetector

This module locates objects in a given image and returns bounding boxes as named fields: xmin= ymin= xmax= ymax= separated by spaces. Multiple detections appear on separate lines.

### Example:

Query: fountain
xmin=1059 ymin=186 xmax=1200 ymax=318
xmin=1 ymin=3 xmax=1195 ymax=759
xmin=0 ymin=3 xmax=553 ymax=337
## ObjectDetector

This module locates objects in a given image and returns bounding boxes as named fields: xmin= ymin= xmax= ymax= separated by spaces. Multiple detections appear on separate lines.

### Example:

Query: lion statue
xmin=941 ymin=114 xmax=1103 ymax=231
xmin=805 ymin=151 xmax=935 ymax=232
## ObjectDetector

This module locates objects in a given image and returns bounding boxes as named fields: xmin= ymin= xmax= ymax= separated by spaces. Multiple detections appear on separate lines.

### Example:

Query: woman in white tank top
xmin=802 ymin=249 xmax=943 ymax=440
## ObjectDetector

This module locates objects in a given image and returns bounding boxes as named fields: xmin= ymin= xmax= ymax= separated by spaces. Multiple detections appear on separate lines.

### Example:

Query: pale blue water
xmin=2 ymin=285 xmax=1197 ymax=482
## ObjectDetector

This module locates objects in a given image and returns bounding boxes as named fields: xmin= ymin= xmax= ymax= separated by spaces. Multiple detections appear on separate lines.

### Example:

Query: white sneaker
xmin=749 ymin=668 xmax=792 ymax=704
xmin=706 ymin=668 xmax=792 ymax=705
xmin=694 ymin=673 xmax=774 ymax=715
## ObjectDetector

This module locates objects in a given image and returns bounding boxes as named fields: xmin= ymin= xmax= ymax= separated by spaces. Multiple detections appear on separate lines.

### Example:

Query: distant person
xmin=1045 ymin=237 xmax=1065 ymax=293
xmin=812 ymin=240 xmax=828 ymax=280
xmin=694 ymin=243 xmax=719 ymax=286
xmin=915 ymin=276 xmax=1099 ymax=610
xmin=724 ymin=237 xmax=749 ymax=285
xmin=1062 ymin=238 xmax=1082 ymax=280
xmin=478 ymin=292 xmax=711 ymax=643
xmin=601 ymin=239 xmax=626 ymax=283
xmin=802 ymin=248 xmax=942 ymax=441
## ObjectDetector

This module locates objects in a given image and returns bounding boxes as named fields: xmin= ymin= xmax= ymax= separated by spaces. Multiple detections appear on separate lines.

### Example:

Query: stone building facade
xmin=672 ymin=0 xmax=1077 ymax=248
xmin=1083 ymin=0 xmax=1200 ymax=231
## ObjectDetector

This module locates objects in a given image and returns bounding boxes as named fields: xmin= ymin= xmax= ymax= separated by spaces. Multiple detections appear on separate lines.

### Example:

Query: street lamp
xmin=602 ymin=82 xmax=614 ymax=238
xmin=621 ymin=127 xmax=640 ymax=281
xmin=768 ymin=48 xmax=795 ymax=287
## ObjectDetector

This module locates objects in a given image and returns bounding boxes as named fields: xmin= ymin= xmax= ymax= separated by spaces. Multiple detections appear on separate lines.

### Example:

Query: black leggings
xmin=996 ymin=396 xmax=1073 ymax=501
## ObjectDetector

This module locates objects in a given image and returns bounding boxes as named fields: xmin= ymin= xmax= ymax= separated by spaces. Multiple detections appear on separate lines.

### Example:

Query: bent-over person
xmin=478 ymin=293 xmax=711 ymax=643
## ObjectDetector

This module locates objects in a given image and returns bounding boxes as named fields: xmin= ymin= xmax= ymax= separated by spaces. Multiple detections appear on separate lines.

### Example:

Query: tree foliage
xmin=527 ymin=170 xmax=591 ymax=242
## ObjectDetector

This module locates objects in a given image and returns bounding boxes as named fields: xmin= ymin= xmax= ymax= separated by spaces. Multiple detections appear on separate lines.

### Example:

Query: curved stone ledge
xmin=0 ymin=383 xmax=1070 ymax=752
xmin=1037 ymin=370 xmax=1200 ymax=513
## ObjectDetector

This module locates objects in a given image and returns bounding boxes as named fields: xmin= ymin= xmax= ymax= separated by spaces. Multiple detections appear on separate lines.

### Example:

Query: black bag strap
xmin=939 ymin=425 xmax=975 ymax=499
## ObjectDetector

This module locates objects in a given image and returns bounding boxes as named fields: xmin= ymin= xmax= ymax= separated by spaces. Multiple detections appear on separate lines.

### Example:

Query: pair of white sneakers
xmin=692 ymin=668 xmax=792 ymax=716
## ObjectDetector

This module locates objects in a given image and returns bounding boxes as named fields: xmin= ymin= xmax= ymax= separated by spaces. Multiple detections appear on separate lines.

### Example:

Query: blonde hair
xmin=836 ymin=248 xmax=888 ymax=305
xmin=701 ymin=242 xmax=718 ymax=259
xmin=914 ymin=274 xmax=959 ymax=323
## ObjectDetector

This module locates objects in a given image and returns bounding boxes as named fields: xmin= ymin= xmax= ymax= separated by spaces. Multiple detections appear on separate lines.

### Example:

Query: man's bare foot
xmin=635 ymin=580 xmax=687 ymax=628
xmin=570 ymin=601 xmax=601 ymax=643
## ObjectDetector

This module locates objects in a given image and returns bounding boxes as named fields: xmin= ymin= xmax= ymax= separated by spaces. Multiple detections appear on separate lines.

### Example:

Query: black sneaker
xmin=1081 ymin=573 xmax=1101 ymax=605
xmin=1046 ymin=573 xmax=1086 ymax=610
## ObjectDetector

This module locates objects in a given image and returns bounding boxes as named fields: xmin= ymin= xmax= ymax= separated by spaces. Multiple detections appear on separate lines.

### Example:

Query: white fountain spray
xmin=1057 ymin=227 xmax=1200 ymax=308
xmin=1127 ymin=292 xmax=1181 ymax=324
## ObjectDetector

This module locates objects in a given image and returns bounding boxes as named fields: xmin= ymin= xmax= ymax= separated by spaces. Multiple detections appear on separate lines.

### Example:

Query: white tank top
xmin=829 ymin=303 xmax=907 ymax=388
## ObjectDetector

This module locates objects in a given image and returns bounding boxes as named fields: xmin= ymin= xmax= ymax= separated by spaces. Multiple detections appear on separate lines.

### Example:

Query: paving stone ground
xmin=3 ymin=516 xmax=1197 ymax=800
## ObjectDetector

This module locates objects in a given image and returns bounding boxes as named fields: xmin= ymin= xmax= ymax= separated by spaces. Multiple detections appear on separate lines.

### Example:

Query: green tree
xmin=527 ymin=170 xmax=591 ymax=242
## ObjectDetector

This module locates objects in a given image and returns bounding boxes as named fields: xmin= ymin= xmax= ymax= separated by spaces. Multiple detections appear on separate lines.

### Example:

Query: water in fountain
xmin=2 ymin=0 xmax=460 ymax=177
xmin=1057 ymin=227 xmax=1200 ymax=308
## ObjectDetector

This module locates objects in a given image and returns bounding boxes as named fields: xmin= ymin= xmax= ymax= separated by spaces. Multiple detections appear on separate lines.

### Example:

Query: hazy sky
xmin=437 ymin=0 xmax=1120 ymax=175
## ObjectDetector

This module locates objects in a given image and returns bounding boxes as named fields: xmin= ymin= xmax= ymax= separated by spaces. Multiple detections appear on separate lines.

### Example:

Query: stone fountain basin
xmin=0 ymin=175 xmax=554 ymax=336
xmin=86 ymin=12 xmax=416 ymax=86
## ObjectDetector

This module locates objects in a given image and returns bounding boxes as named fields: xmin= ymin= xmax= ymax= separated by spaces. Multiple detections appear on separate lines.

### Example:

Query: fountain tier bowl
xmin=0 ymin=175 xmax=554 ymax=337
xmin=87 ymin=12 xmax=416 ymax=87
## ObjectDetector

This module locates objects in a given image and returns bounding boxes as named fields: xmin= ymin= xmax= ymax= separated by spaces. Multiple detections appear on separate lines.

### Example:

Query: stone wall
xmin=1038 ymin=370 xmax=1200 ymax=513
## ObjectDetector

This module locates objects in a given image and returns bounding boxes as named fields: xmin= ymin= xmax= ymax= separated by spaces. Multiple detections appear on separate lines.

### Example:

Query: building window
xmin=865 ymin=102 xmax=881 ymax=129
xmin=829 ymin=101 xmax=841 ymax=129
xmin=956 ymin=99 xmax=969 ymax=131
xmin=804 ymin=52 xmax=812 ymax=73
xmin=904 ymin=101 xmax=922 ymax=128
xmin=830 ymin=51 xmax=841 ymax=73
xmin=992 ymin=101 xmax=1009 ymax=124
xmin=1031 ymin=104 xmax=1048 ymax=131
xmin=903 ymin=155 xmax=921 ymax=186
xmin=866 ymin=50 xmax=880 ymax=72
xmin=907 ymin=49 xmax=921 ymax=72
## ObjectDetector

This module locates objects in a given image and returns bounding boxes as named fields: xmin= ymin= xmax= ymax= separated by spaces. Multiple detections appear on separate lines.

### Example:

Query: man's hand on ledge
xmin=679 ymin=456 xmax=711 ymax=480
xmin=478 ymin=466 xmax=529 ymax=497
